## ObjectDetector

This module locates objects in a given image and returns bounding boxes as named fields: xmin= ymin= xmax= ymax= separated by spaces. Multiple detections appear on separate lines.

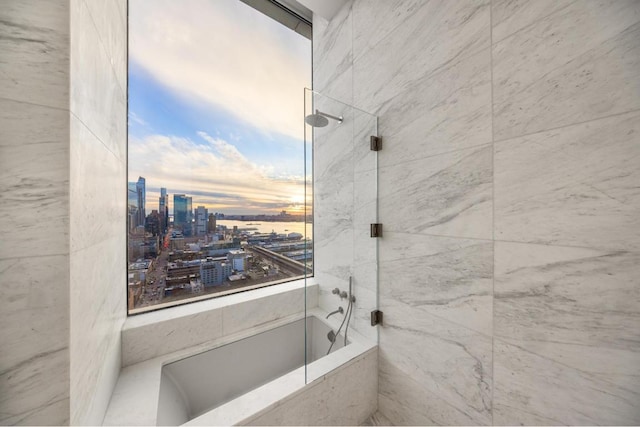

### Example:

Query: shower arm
xmin=315 ymin=109 xmax=343 ymax=123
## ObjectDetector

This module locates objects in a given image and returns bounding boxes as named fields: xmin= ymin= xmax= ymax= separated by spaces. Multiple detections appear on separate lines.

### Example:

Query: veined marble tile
xmin=380 ymin=232 xmax=493 ymax=336
xmin=379 ymin=144 xmax=493 ymax=239
xmin=378 ymin=353 xmax=482 ymax=426
xmin=0 ymin=99 xmax=69 ymax=259
xmin=494 ymin=241 xmax=640 ymax=424
xmin=70 ymin=0 xmax=126 ymax=162
xmin=82 ymin=0 xmax=127 ymax=93
xmin=312 ymin=1 xmax=352 ymax=101
xmin=379 ymin=299 xmax=492 ymax=424
xmin=70 ymin=234 xmax=126 ymax=424
xmin=0 ymin=0 xmax=69 ymax=109
xmin=495 ymin=110 xmax=640 ymax=250
xmin=246 ymin=349 xmax=377 ymax=426
xmin=491 ymin=0 xmax=575 ymax=44
xmin=350 ymin=278 xmax=378 ymax=342
xmin=374 ymin=48 xmax=491 ymax=165
xmin=222 ymin=287 xmax=306 ymax=336
xmin=493 ymin=0 xmax=640 ymax=140
xmin=123 ymin=303 xmax=223 ymax=367
xmin=362 ymin=410 xmax=393 ymax=426
xmin=352 ymin=0 xmax=423 ymax=62
xmin=353 ymin=0 xmax=490 ymax=112
xmin=353 ymin=109 xmax=378 ymax=173
xmin=495 ymin=241 xmax=640 ymax=353
xmin=494 ymin=339 xmax=640 ymax=425
xmin=70 ymin=115 xmax=125 ymax=253
xmin=0 ymin=255 xmax=69 ymax=425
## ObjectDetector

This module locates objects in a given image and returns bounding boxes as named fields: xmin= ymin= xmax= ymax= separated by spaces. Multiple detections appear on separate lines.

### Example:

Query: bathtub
xmin=104 ymin=307 xmax=377 ymax=426
xmin=157 ymin=315 xmax=348 ymax=425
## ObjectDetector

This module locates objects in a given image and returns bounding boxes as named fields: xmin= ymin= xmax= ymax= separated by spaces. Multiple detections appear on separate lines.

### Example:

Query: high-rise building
xmin=173 ymin=194 xmax=192 ymax=235
xmin=127 ymin=182 xmax=139 ymax=229
xmin=159 ymin=187 xmax=169 ymax=233
xmin=195 ymin=206 xmax=208 ymax=236
xmin=207 ymin=213 xmax=216 ymax=234
xmin=136 ymin=176 xmax=146 ymax=227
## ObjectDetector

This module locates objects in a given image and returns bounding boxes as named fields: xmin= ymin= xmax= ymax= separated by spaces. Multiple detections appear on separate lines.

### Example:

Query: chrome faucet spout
xmin=326 ymin=307 xmax=344 ymax=319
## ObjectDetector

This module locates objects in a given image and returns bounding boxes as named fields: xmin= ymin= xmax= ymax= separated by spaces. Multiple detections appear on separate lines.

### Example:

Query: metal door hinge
xmin=370 ymin=135 xmax=382 ymax=151
xmin=370 ymin=223 xmax=383 ymax=238
xmin=371 ymin=310 xmax=383 ymax=326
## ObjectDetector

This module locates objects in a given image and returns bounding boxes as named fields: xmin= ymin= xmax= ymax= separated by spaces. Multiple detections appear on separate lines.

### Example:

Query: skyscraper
xmin=127 ymin=182 xmax=139 ymax=229
xmin=207 ymin=213 xmax=216 ymax=234
xmin=159 ymin=187 xmax=169 ymax=233
xmin=136 ymin=176 xmax=146 ymax=227
xmin=173 ymin=194 xmax=192 ymax=235
xmin=195 ymin=206 xmax=208 ymax=235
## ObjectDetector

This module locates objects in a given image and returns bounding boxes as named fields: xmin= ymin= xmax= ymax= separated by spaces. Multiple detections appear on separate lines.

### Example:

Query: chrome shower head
xmin=304 ymin=109 xmax=343 ymax=127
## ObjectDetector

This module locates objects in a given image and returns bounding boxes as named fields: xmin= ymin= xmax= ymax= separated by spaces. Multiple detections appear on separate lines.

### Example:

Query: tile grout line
xmin=489 ymin=0 xmax=496 ymax=424
xmin=493 ymin=107 xmax=640 ymax=146
xmin=381 ymin=230 xmax=637 ymax=254
xmin=81 ymin=0 xmax=127 ymax=98
xmin=70 ymin=110 xmax=121 ymax=162
xmin=0 ymin=96 xmax=70 ymax=113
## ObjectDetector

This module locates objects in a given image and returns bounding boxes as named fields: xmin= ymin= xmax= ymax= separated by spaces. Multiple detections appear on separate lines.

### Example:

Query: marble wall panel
xmin=222 ymin=287 xmax=307 ymax=336
xmin=495 ymin=242 xmax=640 ymax=350
xmin=312 ymin=2 xmax=353 ymax=102
xmin=495 ymin=110 xmax=640 ymax=250
xmin=0 ymin=1 xmax=69 ymax=108
xmin=380 ymin=232 xmax=493 ymax=336
xmin=353 ymin=0 xmax=490 ymax=112
xmin=68 ymin=0 xmax=128 ymax=423
xmin=70 ymin=0 xmax=126 ymax=162
xmin=373 ymin=48 xmax=492 ymax=166
xmin=351 ymin=0 xmax=423 ymax=62
xmin=491 ymin=0 xmax=575 ymax=44
xmin=0 ymin=255 xmax=70 ymax=426
xmin=245 ymin=348 xmax=378 ymax=426
xmin=494 ymin=339 xmax=640 ymax=426
xmin=493 ymin=241 xmax=640 ymax=425
xmin=492 ymin=0 xmax=640 ymax=140
xmin=122 ymin=307 xmax=224 ymax=368
xmin=379 ymin=299 xmax=492 ymax=425
xmin=378 ymin=353 xmax=480 ymax=426
xmin=83 ymin=0 xmax=127 ymax=93
xmin=379 ymin=144 xmax=493 ymax=239
xmin=70 ymin=115 xmax=125 ymax=253
xmin=70 ymin=234 xmax=126 ymax=425
xmin=0 ymin=99 xmax=70 ymax=260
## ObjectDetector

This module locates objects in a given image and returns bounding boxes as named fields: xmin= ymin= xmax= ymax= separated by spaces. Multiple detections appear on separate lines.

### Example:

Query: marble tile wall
xmin=313 ymin=0 xmax=640 ymax=424
xmin=0 ymin=1 xmax=71 ymax=424
xmin=69 ymin=0 xmax=128 ymax=425
xmin=244 ymin=348 xmax=378 ymax=426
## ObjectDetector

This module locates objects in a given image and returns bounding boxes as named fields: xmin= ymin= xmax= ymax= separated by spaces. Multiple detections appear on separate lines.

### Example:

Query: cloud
xmin=129 ymin=132 xmax=307 ymax=214
xmin=128 ymin=111 xmax=148 ymax=127
xmin=129 ymin=0 xmax=311 ymax=141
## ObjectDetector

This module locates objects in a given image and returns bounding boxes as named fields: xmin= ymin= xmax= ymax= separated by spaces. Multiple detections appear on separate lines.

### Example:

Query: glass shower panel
xmin=304 ymin=88 xmax=379 ymax=382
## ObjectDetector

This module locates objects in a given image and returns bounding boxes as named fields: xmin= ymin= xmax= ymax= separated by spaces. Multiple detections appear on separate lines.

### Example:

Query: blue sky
xmin=128 ymin=0 xmax=311 ymax=215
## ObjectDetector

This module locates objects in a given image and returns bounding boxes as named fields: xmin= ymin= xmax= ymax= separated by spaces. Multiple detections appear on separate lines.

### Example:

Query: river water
xmin=218 ymin=220 xmax=313 ymax=238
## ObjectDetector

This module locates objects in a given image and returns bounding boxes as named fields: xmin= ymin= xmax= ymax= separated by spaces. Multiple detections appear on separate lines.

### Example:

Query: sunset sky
xmin=128 ymin=0 xmax=311 ymax=215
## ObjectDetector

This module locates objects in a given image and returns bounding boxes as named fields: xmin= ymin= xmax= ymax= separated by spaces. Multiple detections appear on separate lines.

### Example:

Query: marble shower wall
xmin=0 ymin=1 xmax=71 ymax=424
xmin=1 ymin=0 xmax=127 ymax=424
xmin=69 ymin=0 xmax=127 ymax=425
xmin=313 ymin=0 xmax=640 ymax=424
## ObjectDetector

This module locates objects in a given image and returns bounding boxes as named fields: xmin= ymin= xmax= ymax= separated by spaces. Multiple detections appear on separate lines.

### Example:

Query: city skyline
xmin=128 ymin=0 xmax=312 ymax=216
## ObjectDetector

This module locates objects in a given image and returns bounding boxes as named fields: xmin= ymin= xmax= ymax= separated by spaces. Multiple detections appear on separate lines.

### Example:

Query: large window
xmin=127 ymin=0 xmax=312 ymax=313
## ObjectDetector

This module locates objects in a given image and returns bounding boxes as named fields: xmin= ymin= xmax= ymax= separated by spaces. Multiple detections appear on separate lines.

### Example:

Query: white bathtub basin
xmin=157 ymin=315 xmax=348 ymax=425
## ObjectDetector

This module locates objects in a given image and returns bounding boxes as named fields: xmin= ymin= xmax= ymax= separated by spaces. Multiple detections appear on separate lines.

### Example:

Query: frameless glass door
xmin=304 ymin=88 xmax=379 ymax=382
